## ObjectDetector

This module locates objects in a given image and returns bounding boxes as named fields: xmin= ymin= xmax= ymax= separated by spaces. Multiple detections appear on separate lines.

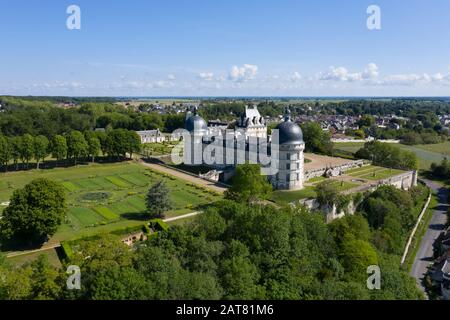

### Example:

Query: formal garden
xmin=0 ymin=161 xmax=222 ymax=246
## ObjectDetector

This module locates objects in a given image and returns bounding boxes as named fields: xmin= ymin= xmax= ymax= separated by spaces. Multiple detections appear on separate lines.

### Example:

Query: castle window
xmin=297 ymin=162 xmax=300 ymax=170
xmin=286 ymin=175 xmax=290 ymax=183
xmin=286 ymin=163 xmax=290 ymax=170
xmin=286 ymin=153 xmax=291 ymax=160
xmin=297 ymin=173 xmax=300 ymax=181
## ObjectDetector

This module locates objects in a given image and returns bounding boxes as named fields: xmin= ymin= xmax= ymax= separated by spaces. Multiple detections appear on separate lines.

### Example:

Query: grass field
xmin=271 ymin=180 xmax=359 ymax=205
xmin=397 ymin=143 xmax=449 ymax=170
xmin=333 ymin=141 xmax=450 ymax=171
xmin=142 ymin=141 xmax=180 ymax=156
xmin=346 ymin=165 xmax=405 ymax=180
xmin=271 ymin=186 xmax=317 ymax=205
xmin=7 ymin=248 xmax=62 ymax=268
xmin=0 ymin=162 xmax=222 ymax=244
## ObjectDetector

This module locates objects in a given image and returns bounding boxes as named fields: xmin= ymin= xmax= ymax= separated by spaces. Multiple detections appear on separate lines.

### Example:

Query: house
xmin=388 ymin=122 xmax=401 ymax=130
xmin=442 ymin=259 xmax=450 ymax=300
xmin=432 ymin=227 xmax=450 ymax=300
xmin=136 ymin=129 xmax=166 ymax=144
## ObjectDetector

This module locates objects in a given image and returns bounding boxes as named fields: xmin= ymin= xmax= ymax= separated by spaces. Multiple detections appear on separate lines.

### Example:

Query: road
xmin=410 ymin=179 xmax=449 ymax=296
xmin=138 ymin=160 xmax=227 ymax=193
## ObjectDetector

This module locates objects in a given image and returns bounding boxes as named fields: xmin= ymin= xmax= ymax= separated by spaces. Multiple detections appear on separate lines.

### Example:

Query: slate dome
xmin=275 ymin=110 xmax=304 ymax=145
xmin=185 ymin=108 xmax=207 ymax=132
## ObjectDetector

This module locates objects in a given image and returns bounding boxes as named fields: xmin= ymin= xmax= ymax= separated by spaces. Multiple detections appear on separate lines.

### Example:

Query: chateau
xmin=184 ymin=105 xmax=305 ymax=191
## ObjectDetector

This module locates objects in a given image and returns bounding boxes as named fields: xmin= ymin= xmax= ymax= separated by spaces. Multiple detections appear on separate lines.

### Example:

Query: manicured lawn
xmin=358 ymin=168 xmax=405 ymax=181
xmin=105 ymin=176 xmax=131 ymax=188
xmin=307 ymin=176 xmax=326 ymax=184
xmin=347 ymin=165 xmax=405 ymax=180
xmin=0 ymin=162 xmax=222 ymax=245
xmin=330 ymin=180 xmax=359 ymax=191
xmin=271 ymin=186 xmax=317 ymax=205
xmin=142 ymin=142 xmax=179 ymax=156
xmin=8 ymin=248 xmax=62 ymax=268
xmin=345 ymin=166 xmax=385 ymax=177
xmin=93 ymin=206 xmax=120 ymax=221
xmin=69 ymin=207 xmax=104 ymax=226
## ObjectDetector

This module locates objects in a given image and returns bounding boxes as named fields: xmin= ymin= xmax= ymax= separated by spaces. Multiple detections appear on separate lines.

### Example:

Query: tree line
xmin=0 ymin=129 xmax=141 ymax=171
xmin=0 ymin=97 xmax=185 ymax=138
xmin=355 ymin=141 xmax=418 ymax=171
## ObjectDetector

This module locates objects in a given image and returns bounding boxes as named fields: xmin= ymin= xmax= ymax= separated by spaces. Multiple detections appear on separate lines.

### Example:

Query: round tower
xmin=184 ymin=107 xmax=207 ymax=166
xmin=273 ymin=108 xmax=305 ymax=190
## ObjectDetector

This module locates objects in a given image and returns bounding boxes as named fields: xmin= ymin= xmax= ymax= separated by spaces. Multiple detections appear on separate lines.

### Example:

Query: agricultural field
xmin=397 ymin=143 xmax=449 ymax=170
xmin=333 ymin=142 xmax=365 ymax=154
xmin=334 ymin=141 xmax=450 ymax=170
xmin=0 ymin=162 xmax=221 ymax=244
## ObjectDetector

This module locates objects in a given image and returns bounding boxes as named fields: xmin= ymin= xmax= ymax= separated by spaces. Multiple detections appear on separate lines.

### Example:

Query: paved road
xmin=410 ymin=179 xmax=449 ymax=296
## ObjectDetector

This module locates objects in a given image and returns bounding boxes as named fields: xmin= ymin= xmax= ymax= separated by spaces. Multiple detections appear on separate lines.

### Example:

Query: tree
xmin=0 ymin=135 xmax=11 ymax=172
xmin=355 ymin=141 xmax=418 ymax=170
xmin=66 ymin=131 xmax=88 ymax=164
xmin=105 ymin=129 xmax=128 ymax=159
xmin=87 ymin=137 xmax=101 ymax=163
xmin=357 ymin=115 xmax=375 ymax=128
xmin=225 ymin=164 xmax=272 ymax=203
xmin=315 ymin=180 xmax=339 ymax=208
xmin=19 ymin=134 xmax=34 ymax=169
xmin=219 ymin=240 xmax=264 ymax=299
xmin=10 ymin=137 xmax=21 ymax=170
xmin=329 ymin=214 xmax=371 ymax=248
xmin=90 ymin=266 xmax=151 ymax=300
xmin=339 ymin=239 xmax=378 ymax=282
xmin=146 ymin=180 xmax=173 ymax=218
xmin=301 ymin=122 xmax=334 ymax=155
xmin=33 ymin=135 xmax=49 ymax=169
xmin=125 ymin=130 xmax=141 ymax=159
xmin=51 ymin=135 xmax=68 ymax=165
xmin=29 ymin=255 xmax=61 ymax=300
xmin=0 ymin=178 xmax=67 ymax=244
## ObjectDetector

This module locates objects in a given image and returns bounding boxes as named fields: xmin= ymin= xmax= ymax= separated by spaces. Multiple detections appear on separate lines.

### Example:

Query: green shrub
xmin=61 ymin=241 xmax=74 ymax=260
xmin=149 ymin=219 xmax=169 ymax=232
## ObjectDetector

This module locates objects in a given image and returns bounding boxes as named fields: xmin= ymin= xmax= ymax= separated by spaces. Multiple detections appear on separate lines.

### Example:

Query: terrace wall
xmin=298 ymin=170 xmax=418 ymax=223
xmin=304 ymin=159 xmax=365 ymax=181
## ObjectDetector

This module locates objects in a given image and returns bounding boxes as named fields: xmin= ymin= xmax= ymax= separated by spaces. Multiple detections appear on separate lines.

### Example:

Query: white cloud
xmin=167 ymin=74 xmax=176 ymax=80
xmin=380 ymin=72 xmax=446 ymax=86
xmin=320 ymin=66 xmax=360 ymax=81
xmin=198 ymin=72 xmax=215 ymax=81
xmin=320 ymin=63 xmax=379 ymax=82
xmin=291 ymin=72 xmax=302 ymax=82
xmin=228 ymin=64 xmax=258 ymax=82
xmin=362 ymin=63 xmax=379 ymax=79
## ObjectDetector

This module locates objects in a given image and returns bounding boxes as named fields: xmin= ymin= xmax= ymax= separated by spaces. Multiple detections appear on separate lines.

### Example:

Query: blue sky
xmin=1 ymin=0 xmax=450 ymax=96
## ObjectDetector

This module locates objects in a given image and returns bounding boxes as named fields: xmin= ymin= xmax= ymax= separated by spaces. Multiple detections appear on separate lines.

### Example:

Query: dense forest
xmin=0 ymin=194 xmax=425 ymax=300
xmin=1 ymin=97 xmax=448 ymax=145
